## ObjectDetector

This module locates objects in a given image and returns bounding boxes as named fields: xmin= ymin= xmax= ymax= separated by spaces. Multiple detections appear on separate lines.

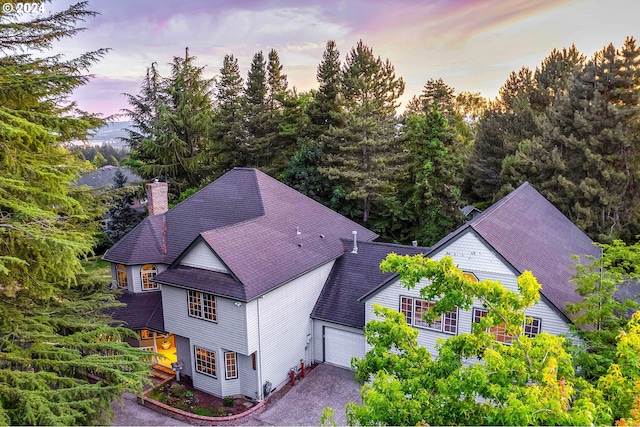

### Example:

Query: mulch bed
xmin=145 ymin=363 xmax=318 ymax=418
xmin=147 ymin=376 xmax=253 ymax=416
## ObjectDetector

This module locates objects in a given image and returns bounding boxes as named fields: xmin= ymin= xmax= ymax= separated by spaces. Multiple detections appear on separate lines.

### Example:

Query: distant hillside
xmin=90 ymin=121 xmax=133 ymax=141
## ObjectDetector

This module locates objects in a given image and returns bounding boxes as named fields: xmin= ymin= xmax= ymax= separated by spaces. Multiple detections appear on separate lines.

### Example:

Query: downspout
xmin=256 ymin=296 xmax=264 ymax=400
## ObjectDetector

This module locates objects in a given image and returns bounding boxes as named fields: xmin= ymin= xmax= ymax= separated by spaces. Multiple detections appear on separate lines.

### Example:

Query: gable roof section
xmin=311 ymin=240 xmax=427 ymax=328
xmin=466 ymin=182 xmax=599 ymax=314
xmin=105 ymin=168 xmax=378 ymax=300
xmin=104 ymin=168 xmax=265 ymax=265
xmin=360 ymin=182 xmax=599 ymax=318
xmin=423 ymin=182 xmax=599 ymax=315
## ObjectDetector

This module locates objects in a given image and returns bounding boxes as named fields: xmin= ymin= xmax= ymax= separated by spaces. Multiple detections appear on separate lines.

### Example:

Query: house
xmin=105 ymin=168 xmax=597 ymax=400
xmin=361 ymin=182 xmax=600 ymax=356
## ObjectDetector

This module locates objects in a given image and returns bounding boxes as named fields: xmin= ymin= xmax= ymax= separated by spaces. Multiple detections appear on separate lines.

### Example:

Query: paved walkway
xmin=110 ymin=363 xmax=362 ymax=426
xmin=110 ymin=392 xmax=190 ymax=426
xmin=241 ymin=363 xmax=362 ymax=426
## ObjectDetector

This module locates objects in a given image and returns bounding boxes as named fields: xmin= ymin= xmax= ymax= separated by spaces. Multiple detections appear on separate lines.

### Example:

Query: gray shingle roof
xmin=110 ymin=291 xmax=165 ymax=332
xmin=428 ymin=182 xmax=599 ymax=316
xmin=104 ymin=168 xmax=378 ymax=301
xmin=311 ymin=240 xmax=427 ymax=328
xmin=153 ymin=265 xmax=248 ymax=301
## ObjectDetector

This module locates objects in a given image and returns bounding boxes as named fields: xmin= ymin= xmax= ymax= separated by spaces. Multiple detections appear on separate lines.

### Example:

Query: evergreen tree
xmin=123 ymin=49 xmax=215 ymax=196
xmin=401 ymin=108 xmax=466 ymax=246
xmin=0 ymin=3 xmax=150 ymax=425
xmin=283 ymin=41 xmax=341 ymax=207
xmin=321 ymin=40 xmax=405 ymax=222
xmin=501 ymin=38 xmax=640 ymax=242
xmin=264 ymin=49 xmax=295 ymax=176
xmin=212 ymin=54 xmax=245 ymax=173
xmin=308 ymin=40 xmax=343 ymax=137
xmin=242 ymin=51 xmax=269 ymax=167
xmin=104 ymin=169 xmax=145 ymax=243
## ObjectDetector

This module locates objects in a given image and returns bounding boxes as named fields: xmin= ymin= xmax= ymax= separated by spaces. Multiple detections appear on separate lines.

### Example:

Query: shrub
xmin=170 ymin=384 xmax=186 ymax=397
xmin=223 ymin=396 xmax=235 ymax=407
xmin=184 ymin=390 xmax=194 ymax=398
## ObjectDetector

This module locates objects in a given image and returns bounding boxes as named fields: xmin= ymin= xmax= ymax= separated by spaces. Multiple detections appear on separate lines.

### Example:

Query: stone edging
xmin=139 ymin=381 xmax=266 ymax=426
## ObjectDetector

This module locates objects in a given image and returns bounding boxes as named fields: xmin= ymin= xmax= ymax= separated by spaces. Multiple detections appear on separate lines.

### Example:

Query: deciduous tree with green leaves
xmin=344 ymin=254 xmax=629 ymax=426
xmin=0 ymin=2 xmax=151 ymax=424
xmin=566 ymin=240 xmax=640 ymax=382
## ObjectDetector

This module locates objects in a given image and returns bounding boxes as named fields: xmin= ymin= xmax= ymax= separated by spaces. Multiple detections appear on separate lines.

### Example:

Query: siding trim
xmin=469 ymin=229 xmax=573 ymax=325
xmin=170 ymin=235 xmax=242 ymax=282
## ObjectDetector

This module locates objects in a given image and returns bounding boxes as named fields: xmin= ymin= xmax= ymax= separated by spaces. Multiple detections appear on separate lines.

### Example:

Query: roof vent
xmin=351 ymin=230 xmax=358 ymax=254
xmin=297 ymin=243 xmax=303 ymax=248
xmin=412 ymin=240 xmax=418 ymax=247
xmin=296 ymin=226 xmax=301 ymax=235
xmin=319 ymin=234 xmax=325 ymax=239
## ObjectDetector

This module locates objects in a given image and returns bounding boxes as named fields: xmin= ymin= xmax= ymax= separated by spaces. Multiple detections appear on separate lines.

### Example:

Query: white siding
xmin=431 ymin=231 xmax=513 ymax=276
xmin=257 ymin=261 xmax=334 ymax=395
xmin=130 ymin=264 xmax=167 ymax=293
xmin=162 ymin=285 xmax=250 ymax=355
xmin=365 ymin=229 xmax=573 ymax=358
xmin=161 ymin=284 xmax=251 ymax=397
xmin=175 ymin=335 xmax=192 ymax=377
xmin=180 ymin=240 xmax=228 ymax=272
xmin=238 ymin=353 xmax=258 ymax=400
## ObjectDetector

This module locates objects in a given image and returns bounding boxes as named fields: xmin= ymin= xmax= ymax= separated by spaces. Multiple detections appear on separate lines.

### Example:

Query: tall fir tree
xmin=123 ymin=48 xmax=215 ymax=197
xmin=212 ymin=54 xmax=245 ymax=173
xmin=0 ymin=3 xmax=150 ymax=425
xmin=321 ymin=40 xmax=405 ymax=222
xmin=283 ymin=41 xmax=341 ymax=206
xmin=242 ymin=51 xmax=269 ymax=168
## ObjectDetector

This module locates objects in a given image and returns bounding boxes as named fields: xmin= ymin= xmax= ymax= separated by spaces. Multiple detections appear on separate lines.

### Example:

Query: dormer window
xmin=141 ymin=264 xmax=158 ymax=290
xmin=116 ymin=264 xmax=128 ymax=289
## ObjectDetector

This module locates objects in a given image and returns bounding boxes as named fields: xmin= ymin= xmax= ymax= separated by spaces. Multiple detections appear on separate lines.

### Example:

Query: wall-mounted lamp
xmin=235 ymin=302 xmax=242 ymax=307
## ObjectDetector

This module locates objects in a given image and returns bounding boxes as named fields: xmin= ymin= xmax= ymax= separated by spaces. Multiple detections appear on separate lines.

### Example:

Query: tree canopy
xmin=342 ymin=254 xmax=639 ymax=426
xmin=0 ymin=3 xmax=150 ymax=424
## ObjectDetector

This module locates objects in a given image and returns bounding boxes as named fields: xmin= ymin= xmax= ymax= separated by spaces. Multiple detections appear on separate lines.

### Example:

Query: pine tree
xmin=0 ymin=3 xmax=150 ymax=425
xmin=501 ymin=38 xmax=640 ymax=242
xmin=212 ymin=54 xmax=245 ymax=173
xmin=321 ymin=40 xmax=405 ymax=222
xmin=104 ymin=169 xmax=145 ymax=243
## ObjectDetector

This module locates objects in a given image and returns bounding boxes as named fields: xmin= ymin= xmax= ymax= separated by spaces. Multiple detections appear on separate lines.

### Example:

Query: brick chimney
xmin=146 ymin=181 xmax=168 ymax=216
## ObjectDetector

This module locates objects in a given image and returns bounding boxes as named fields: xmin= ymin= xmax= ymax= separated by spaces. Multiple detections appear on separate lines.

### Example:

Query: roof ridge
xmin=339 ymin=238 xmax=429 ymax=251
xmin=472 ymin=181 xmax=531 ymax=227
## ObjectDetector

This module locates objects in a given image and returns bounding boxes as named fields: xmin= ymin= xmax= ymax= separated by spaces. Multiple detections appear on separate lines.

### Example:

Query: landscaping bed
xmin=145 ymin=378 xmax=253 ymax=417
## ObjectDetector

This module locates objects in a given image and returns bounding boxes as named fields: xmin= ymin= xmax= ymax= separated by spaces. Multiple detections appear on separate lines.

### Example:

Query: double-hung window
xmin=188 ymin=290 xmax=217 ymax=322
xmin=473 ymin=308 xmax=542 ymax=342
xmin=194 ymin=346 xmax=216 ymax=377
xmin=225 ymin=352 xmax=238 ymax=379
xmin=116 ymin=264 xmax=128 ymax=289
xmin=399 ymin=296 xmax=458 ymax=335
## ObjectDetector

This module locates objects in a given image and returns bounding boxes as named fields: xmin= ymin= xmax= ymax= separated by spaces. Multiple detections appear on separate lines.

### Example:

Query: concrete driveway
xmin=242 ymin=363 xmax=362 ymax=426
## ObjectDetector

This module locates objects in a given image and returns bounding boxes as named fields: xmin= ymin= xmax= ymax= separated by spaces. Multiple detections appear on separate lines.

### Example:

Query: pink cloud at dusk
xmin=43 ymin=0 xmax=640 ymax=117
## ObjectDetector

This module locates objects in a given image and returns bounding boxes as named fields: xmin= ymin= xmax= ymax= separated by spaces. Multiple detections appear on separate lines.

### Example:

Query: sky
xmin=43 ymin=0 xmax=640 ymax=118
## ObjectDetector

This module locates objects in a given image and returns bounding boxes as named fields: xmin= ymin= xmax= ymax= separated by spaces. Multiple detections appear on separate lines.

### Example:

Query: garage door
xmin=324 ymin=327 xmax=365 ymax=369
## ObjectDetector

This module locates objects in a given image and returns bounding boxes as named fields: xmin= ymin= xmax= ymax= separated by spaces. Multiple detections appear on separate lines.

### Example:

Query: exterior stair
xmin=151 ymin=364 xmax=175 ymax=381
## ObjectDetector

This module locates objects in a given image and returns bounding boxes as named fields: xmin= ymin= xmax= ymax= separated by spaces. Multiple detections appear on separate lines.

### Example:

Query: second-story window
xmin=141 ymin=264 xmax=158 ymax=290
xmin=188 ymin=290 xmax=217 ymax=322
